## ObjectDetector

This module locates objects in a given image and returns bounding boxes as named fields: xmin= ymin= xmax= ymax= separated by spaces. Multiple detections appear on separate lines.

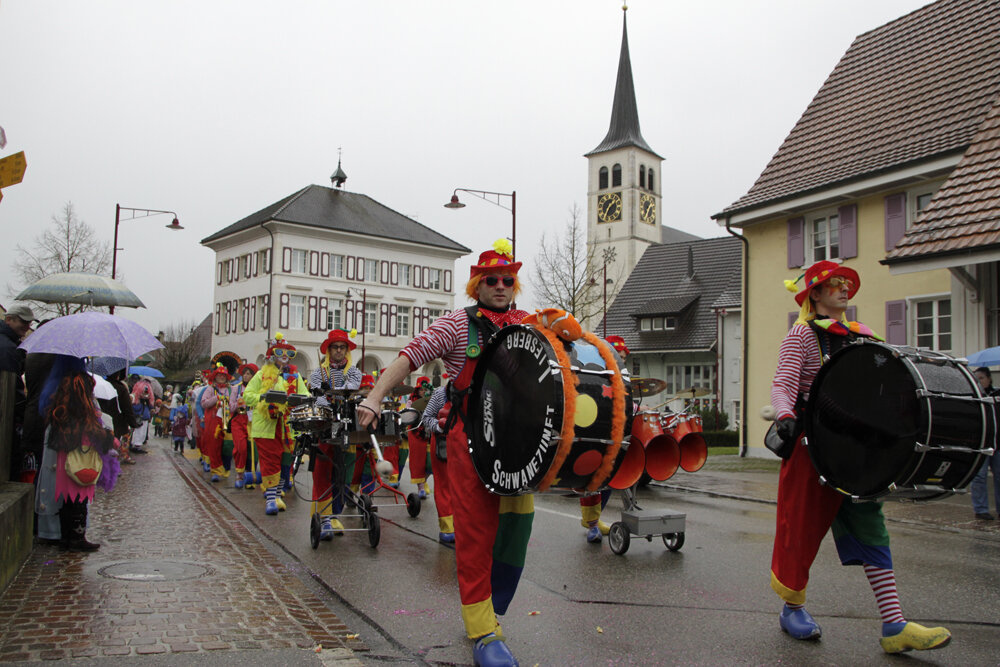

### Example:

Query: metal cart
xmin=608 ymin=485 xmax=686 ymax=555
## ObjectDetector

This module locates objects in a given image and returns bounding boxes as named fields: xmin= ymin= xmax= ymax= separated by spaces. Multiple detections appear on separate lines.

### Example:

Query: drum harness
xmin=440 ymin=306 xmax=502 ymax=449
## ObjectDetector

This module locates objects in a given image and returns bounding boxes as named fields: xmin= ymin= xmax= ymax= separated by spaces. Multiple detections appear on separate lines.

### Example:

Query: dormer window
xmin=612 ymin=164 xmax=622 ymax=187
xmin=599 ymin=166 xmax=609 ymax=190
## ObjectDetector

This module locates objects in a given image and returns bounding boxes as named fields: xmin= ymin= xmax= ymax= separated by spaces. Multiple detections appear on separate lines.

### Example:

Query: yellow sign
xmin=0 ymin=151 xmax=27 ymax=188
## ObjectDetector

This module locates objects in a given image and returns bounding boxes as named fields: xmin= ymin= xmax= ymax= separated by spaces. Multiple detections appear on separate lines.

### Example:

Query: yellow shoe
xmin=580 ymin=519 xmax=611 ymax=535
xmin=330 ymin=518 xmax=344 ymax=535
xmin=880 ymin=622 xmax=951 ymax=654
xmin=276 ymin=496 xmax=287 ymax=512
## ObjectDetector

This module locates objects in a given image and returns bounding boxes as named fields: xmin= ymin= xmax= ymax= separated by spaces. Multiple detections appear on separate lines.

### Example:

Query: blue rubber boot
xmin=586 ymin=526 xmax=602 ymax=543
xmin=439 ymin=532 xmax=455 ymax=544
xmin=234 ymin=476 xmax=245 ymax=489
xmin=473 ymin=633 xmax=518 ymax=667
xmin=210 ymin=474 xmax=220 ymax=483
xmin=202 ymin=461 xmax=210 ymax=473
xmin=281 ymin=465 xmax=293 ymax=492
xmin=243 ymin=471 xmax=256 ymax=490
xmin=779 ymin=604 xmax=821 ymax=640
xmin=320 ymin=518 xmax=335 ymax=541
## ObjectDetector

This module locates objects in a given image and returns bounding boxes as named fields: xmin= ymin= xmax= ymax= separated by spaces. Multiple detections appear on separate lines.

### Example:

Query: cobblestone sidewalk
xmin=0 ymin=438 xmax=366 ymax=662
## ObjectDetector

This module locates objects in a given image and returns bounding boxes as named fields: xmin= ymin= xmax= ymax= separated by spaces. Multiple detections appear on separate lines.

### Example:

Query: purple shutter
xmin=788 ymin=312 xmax=797 ymax=330
xmin=838 ymin=204 xmax=857 ymax=259
xmin=444 ymin=269 xmax=452 ymax=293
xmin=884 ymin=193 xmax=906 ymax=252
xmin=390 ymin=262 xmax=398 ymax=285
xmin=279 ymin=293 xmax=289 ymax=329
xmin=381 ymin=260 xmax=389 ymax=284
xmin=885 ymin=300 xmax=907 ymax=345
xmin=251 ymin=296 xmax=257 ymax=330
xmin=307 ymin=296 xmax=318 ymax=330
xmin=846 ymin=305 xmax=857 ymax=322
xmin=309 ymin=251 xmax=319 ymax=276
xmin=282 ymin=248 xmax=291 ymax=273
xmin=214 ymin=304 xmax=221 ymax=335
xmin=787 ymin=217 xmax=805 ymax=268
xmin=320 ymin=252 xmax=329 ymax=277
xmin=318 ymin=298 xmax=328 ymax=331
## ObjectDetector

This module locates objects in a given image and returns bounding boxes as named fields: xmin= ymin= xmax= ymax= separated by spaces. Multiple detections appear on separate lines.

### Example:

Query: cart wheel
xmin=309 ymin=514 xmax=321 ymax=550
xmin=359 ymin=493 xmax=374 ymax=514
xmin=608 ymin=521 xmax=630 ymax=555
xmin=406 ymin=492 xmax=421 ymax=518
xmin=367 ymin=512 xmax=381 ymax=548
xmin=662 ymin=532 xmax=685 ymax=552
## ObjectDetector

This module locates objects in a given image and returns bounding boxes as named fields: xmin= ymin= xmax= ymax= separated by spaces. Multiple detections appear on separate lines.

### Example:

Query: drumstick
xmin=368 ymin=428 xmax=394 ymax=478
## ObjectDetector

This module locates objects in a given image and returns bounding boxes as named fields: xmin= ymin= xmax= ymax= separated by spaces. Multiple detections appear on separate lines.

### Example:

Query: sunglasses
xmin=273 ymin=347 xmax=297 ymax=359
xmin=484 ymin=276 xmax=515 ymax=287
xmin=329 ymin=344 xmax=349 ymax=351
xmin=825 ymin=276 xmax=854 ymax=290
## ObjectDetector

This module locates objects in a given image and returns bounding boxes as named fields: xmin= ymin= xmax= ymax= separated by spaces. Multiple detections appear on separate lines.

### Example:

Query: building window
xmin=663 ymin=364 xmax=715 ymax=408
xmin=599 ymin=166 xmax=608 ymax=190
xmin=396 ymin=305 xmax=411 ymax=337
xmin=612 ymin=163 xmax=622 ymax=187
xmin=639 ymin=165 xmax=646 ymax=189
xmin=329 ymin=254 xmax=344 ymax=278
xmin=914 ymin=298 xmax=951 ymax=352
xmin=239 ymin=255 xmax=249 ymax=278
xmin=640 ymin=318 xmax=652 ymax=331
xmin=632 ymin=358 xmax=640 ymax=376
xmin=326 ymin=299 xmax=342 ymax=330
xmin=427 ymin=308 xmax=443 ymax=321
xmin=364 ymin=259 xmax=378 ymax=282
xmin=731 ymin=400 xmax=742 ymax=428
xmin=639 ymin=317 xmax=676 ymax=331
xmin=810 ymin=213 xmax=840 ymax=262
xmin=363 ymin=302 xmax=377 ymax=334
xmin=648 ymin=168 xmax=655 ymax=192
xmin=400 ymin=264 xmax=411 ymax=287
xmin=427 ymin=268 xmax=441 ymax=291
xmin=291 ymin=249 xmax=308 ymax=274
xmin=289 ymin=295 xmax=306 ymax=329
xmin=907 ymin=179 xmax=944 ymax=227
xmin=257 ymin=249 xmax=269 ymax=273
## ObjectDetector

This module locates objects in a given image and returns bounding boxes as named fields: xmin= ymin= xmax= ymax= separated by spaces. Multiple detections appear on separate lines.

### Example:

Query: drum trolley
xmin=608 ymin=485 xmax=686 ymax=555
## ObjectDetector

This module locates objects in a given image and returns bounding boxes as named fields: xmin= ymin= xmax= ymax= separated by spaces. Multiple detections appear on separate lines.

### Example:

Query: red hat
xmin=208 ymin=363 xmax=231 ymax=383
xmin=320 ymin=329 xmax=357 ymax=354
xmin=470 ymin=239 xmax=521 ymax=278
xmin=360 ymin=374 xmax=375 ymax=389
xmin=266 ymin=332 xmax=297 ymax=359
xmin=794 ymin=260 xmax=860 ymax=306
xmin=238 ymin=362 xmax=259 ymax=376
xmin=415 ymin=376 xmax=432 ymax=387
xmin=606 ymin=335 xmax=629 ymax=357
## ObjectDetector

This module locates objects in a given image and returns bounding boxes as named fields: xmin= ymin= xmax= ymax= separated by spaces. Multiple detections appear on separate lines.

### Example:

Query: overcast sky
xmin=0 ymin=0 xmax=933 ymax=336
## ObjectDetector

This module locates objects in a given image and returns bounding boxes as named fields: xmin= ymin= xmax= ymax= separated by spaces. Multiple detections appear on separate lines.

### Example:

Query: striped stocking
xmin=864 ymin=565 xmax=906 ymax=624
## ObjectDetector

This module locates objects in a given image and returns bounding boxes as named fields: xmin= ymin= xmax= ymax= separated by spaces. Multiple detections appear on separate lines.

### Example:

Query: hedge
xmin=703 ymin=430 xmax=739 ymax=447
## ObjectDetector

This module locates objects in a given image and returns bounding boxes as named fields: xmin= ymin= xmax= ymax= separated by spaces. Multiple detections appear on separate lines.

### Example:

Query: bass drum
xmin=467 ymin=325 xmax=637 ymax=495
xmin=805 ymin=340 xmax=995 ymax=501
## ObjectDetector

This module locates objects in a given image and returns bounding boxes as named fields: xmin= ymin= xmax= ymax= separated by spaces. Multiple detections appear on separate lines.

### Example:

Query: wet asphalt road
xmin=196 ymin=449 xmax=1000 ymax=666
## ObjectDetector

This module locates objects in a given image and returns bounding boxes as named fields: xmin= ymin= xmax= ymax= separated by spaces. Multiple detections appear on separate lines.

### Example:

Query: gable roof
xmin=660 ymin=225 xmax=701 ymax=244
xmin=717 ymin=0 xmax=1000 ymax=219
xmin=602 ymin=236 xmax=742 ymax=352
xmin=201 ymin=184 xmax=470 ymax=253
xmin=885 ymin=95 xmax=1000 ymax=263
xmin=585 ymin=10 xmax=661 ymax=159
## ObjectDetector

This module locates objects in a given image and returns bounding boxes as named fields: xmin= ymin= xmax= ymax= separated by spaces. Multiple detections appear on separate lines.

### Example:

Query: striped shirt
xmin=771 ymin=323 xmax=823 ymax=420
xmin=421 ymin=386 xmax=448 ymax=434
xmin=401 ymin=306 xmax=528 ymax=378
xmin=308 ymin=365 xmax=362 ymax=391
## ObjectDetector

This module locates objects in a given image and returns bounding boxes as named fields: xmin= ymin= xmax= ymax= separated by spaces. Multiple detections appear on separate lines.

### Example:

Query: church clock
xmin=639 ymin=193 xmax=656 ymax=224
xmin=597 ymin=192 xmax=623 ymax=223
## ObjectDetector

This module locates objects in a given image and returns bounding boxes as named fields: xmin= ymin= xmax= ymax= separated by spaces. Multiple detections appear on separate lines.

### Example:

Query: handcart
xmin=608 ymin=485 xmax=686 ymax=555
xmin=348 ymin=409 xmax=421 ymax=518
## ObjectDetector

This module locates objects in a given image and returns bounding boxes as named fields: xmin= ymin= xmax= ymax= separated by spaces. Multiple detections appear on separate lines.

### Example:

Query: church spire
xmin=586 ymin=5 xmax=661 ymax=158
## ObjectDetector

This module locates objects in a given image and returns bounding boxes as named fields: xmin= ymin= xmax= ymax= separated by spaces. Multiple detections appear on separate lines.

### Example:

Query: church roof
xmin=660 ymin=225 xmax=701 ymax=244
xmin=201 ymin=184 xmax=470 ymax=254
xmin=585 ymin=10 xmax=662 ymax=159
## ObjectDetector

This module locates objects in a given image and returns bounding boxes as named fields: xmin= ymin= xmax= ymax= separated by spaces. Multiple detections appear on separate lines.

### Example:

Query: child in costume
xmin=243 ymin=333 xmax=309 ymax=515
xmin=171 ymin=407 xmax=189 ymax=454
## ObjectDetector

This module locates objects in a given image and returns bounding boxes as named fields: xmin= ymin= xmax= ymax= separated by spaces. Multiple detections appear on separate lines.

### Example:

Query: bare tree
xmin=7 ymin=202 xmax=112 ymax=317
xmin=158 ymin=320 xmax=209 ymax=373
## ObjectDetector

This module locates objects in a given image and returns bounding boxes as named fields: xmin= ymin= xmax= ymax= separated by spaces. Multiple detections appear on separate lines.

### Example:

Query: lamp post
xmin=444 ymin=188 xmax=516 ymax=261
xmin=590 ymin=247 xmax=616 ymax=337
xmin=112 ymin=203 xmax=183 ymax=314
xmin=346 ymin=287 xmax=367 ymax=372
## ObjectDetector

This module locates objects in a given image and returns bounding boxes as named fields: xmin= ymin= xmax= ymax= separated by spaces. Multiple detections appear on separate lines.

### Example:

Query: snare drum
xmin=467 ymin=325 xmax=635 ymax=495
xmin=288 ymin=403 xmax=334 ymax=432
xmin=398 ymin=407 xmax=422 ymax=429
xmin=805 ymin=339 xmax=995 ymax=501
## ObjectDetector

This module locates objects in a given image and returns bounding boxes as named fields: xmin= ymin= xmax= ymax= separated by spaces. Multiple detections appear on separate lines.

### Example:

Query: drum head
xmin=806 ymin=342 xmax=920 ymax=498
xmin=468 ymin=326 xmax=564 ymax=495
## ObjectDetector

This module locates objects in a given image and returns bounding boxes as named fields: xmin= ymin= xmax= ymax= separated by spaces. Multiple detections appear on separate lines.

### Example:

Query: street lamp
xmin=346 ymin=287 xmax=367 ymax=372
xmin=590 ymin=247 xmax=616 ymax=337
xmin=444 ymin=188 xmax=516 ymax=261
xmin=112 ymin=203 xmax=183 ymax=314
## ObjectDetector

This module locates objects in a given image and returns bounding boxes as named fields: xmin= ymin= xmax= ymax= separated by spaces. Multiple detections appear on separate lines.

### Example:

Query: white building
xmin=200 ymin=171 xmax=470 ymax=382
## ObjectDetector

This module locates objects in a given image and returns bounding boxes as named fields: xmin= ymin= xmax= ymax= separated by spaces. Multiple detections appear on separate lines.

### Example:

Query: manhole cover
xmin=98 ymin=561 xmax=211 ymax=581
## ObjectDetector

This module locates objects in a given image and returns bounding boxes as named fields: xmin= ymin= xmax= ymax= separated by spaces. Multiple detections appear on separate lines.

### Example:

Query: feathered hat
xmin=787 ymin=260 xmax=860 ymax=306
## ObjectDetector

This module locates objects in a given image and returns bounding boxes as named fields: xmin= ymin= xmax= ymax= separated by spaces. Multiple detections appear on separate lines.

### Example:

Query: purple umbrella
xmin=19 ymin=312 xmax=163 ymax=360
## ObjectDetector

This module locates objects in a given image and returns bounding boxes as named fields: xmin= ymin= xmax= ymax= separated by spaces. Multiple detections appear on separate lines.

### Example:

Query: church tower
xmin=585 ymin=5 xmax=663 ymax=322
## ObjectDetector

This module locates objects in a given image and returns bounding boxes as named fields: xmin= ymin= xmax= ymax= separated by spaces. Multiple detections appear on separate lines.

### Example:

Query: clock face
xmin=640 ymin=194 xmax=656 ymax=224
xmin=597 ymin=192 xmax=623 ymax=223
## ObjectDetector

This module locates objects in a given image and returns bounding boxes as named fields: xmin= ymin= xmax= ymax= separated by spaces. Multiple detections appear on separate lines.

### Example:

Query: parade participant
xmin=192 ymin=374 xmax=212 ymax=470
xmin=243 ymin=333 xmax=308 ymax=516
xmin=770 ymin=260 xmax=950 ymax=653
xmin=307 ymin=329 xmax=362 ymax=539
xmin=357 ymin=239 xmax=530 ymax=667
xmin=130 ymin=377 xmax=155 ymax=453
xmin=200 ymin=364 xmax=233 ymax=482
xmin=406 ymin=376 xmax=434 ymax=499
xmin=171 ymin=408 xmax=189 ymax=454
xmin=279 ymin=364 xmax=303 ymax=494
xmin=230 ymin=363 xmax=258 ymax=489
xmin=420 ymin=384 xmax=454 ymax=543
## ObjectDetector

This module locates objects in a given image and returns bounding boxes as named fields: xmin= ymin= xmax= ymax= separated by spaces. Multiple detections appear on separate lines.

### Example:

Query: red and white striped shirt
xmin=771 ymin=323 xmax=823 ymax=420
xmin=401 ymin=306 xmax=528 ymax=379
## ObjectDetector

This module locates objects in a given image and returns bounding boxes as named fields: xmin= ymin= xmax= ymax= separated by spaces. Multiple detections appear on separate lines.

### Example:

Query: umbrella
xmin=129 ymin=365 xmax=164 ymax=378
xmin=89 ymin=356 xmax=128 ymax=378
xmin=88 ymin=372 xmax=117 ymax=401
xmin=148 ymin=378 xmax=163 ymax=398
xmin=19 ymin=312 xmax=163 ymax=359
xmin=16 ymin=272 xmax=146 ymax=308
xmin=965 ymin=346 xmax=1000 ymax=367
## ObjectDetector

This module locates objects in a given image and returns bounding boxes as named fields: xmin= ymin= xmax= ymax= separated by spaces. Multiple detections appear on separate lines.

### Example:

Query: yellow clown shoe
xmin=880 ymin=621 xmax=951 ymax=654
xmin=276 ymin=496 xmax=287 ymax=512
xmin=580 ymin=518 xmax=611 ymax=535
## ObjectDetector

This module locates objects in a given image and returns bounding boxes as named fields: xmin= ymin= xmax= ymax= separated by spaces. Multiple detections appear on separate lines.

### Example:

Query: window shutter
xmin=320 ymin=252 xmax=330 ymax=277
xmin=279 ymin=293 xmax=289 ymax=329
xmin=232 ymin=300 xmax=239 ymax=332
xmin=413 ymin=264 xmax=423 ymax=288
xmin=251 ymin=296 xmax=257 ymax=330
xmin=216 ymin=262 xmax=222 ymax=285
xmin=885 ymin=300 xmax=907 ymax=345
xmin=389 ymin=304 xmax=398 ymax=336
xmin=345 ymin=299 xmax=355 ymax=330
xmin=846 ymin=305 xmax=857 ymax=322
xmin=787 ymin=217 xmax=805 ymax=268
xmin=244 ymin=255 xmax=251 ymax=279
xmin=318 ymin=298 xmax=328 ymax=331
xmin=282 ymin=248 xmax=292 ymax=273
xmin=838 ymin=204 xmax=857 ymax=259
xmin=379 ymin=303 xmax=389 ymax=336
xmin=390 ymin=262 xmax=398 ymax=285
xmin=252 ymin=252 xmax=259 ymax=277
xmin=265 ymin=249 xmax=272 ymax=274
xmin=444 ymin=270 xmax=452 ymax=293
xmin=787 ymin=312 xmax=797 ymax=330
xmin=307 ymin=296 xmax=318 ymax=330
xmin=380 ymin=260 xmax=389 ymax=284
xmin=422 ymin=266 xmax=430 ymax=289
xmin=226 ymin=259 xmax=232 ymax=283
xmin=262 ymin=294 xmax=270 ymax=329
xmin=355 ymin=256 xmax=364 ymax=281
xmin=214 ymin=304 xmax=221 ymax=335
xmin=884 ymin=193 xmax=907 ymax=252
xmin=309 ymin=251 xmax=319 ymax=276
xmin=346 ymin=257 xmax=355 ymax=280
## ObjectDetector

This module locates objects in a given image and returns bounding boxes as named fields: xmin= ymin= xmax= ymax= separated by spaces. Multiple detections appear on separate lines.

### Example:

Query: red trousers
xmin=408 ymin=429 xmax=430 ymax=483
xmin=202 ymin=412 xmax=225 ymax=475
xmin=430 ymin=433 xmax=453 ymax=532
xmin=230 ymin=413 xmax=249 ymax=472
xmin=256 ymin=436 xmax=284 ymax=490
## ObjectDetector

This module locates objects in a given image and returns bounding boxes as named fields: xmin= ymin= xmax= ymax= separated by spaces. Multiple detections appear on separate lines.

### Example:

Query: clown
xmin=405 ymin=376 xmax=435 ymax=498
xmin=200 ymin=364 xmax=234 ymax=482
xmin=230 ymin=362 xmax=259 ymax=489
xmin=358 ymin=239 xmax=530 ymax=667
xmin=770 ymin=260 xmax=950 ymax=653
xmin=243 ymin=333 xmax=309 ymax=515
xmin=306 ymin=329 xmax=362 ymax=539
